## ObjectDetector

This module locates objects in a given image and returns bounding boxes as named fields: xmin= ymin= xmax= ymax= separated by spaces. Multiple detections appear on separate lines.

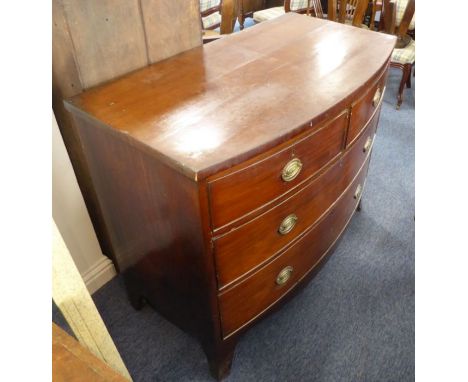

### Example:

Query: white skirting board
xmin=53 ymin=113 xmax=118 ymax=296
xmin=82 ymin=256 xmax=117 ymax=295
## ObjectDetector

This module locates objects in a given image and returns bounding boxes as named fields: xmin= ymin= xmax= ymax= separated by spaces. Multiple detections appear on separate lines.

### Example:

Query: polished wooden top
xmin=66 ymin=13 xmax=395 ymax=180
xmin=52 ymin=324 xmax=128 ymax=382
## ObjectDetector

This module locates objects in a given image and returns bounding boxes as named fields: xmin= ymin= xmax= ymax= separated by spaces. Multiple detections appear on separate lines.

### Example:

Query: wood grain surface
xmin=208 ymin=111 xmax=347 ymax=229
xmin=53 ymin=0 xmax=204 ymax=262
xmin=66 ymin=13 xmax=396 ymax=180
xmin=218 ymin=156 xmax=371 ymax=338
xmin=347 ymin=65 xmax=388 ymax=145
xmin=63 ymin=14 xmax=395 ymax=379
xmin=52 ymin=323 xmax=129 ymax=382
xmin=214 ymin=105 xmax=380 ymax=289
xmin=140 ymin=0 xmax=202 ymax=63
xmin=60 ymin=0 xmax=148 ymax=89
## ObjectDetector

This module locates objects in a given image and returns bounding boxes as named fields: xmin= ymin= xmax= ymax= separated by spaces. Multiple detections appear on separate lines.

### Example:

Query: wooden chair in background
xmin=200 ymin=0 xmax=223 ymax=31
xmin=238 ymin=0 xmax=267 ymax=29
xmin=200 ymin=0 xmax=239 ymax=42
xmin=249 ymin=0 xmax=370 ymax=27
xmin=304 ymin=0 xmax=325 ymax=18
xmin=382 ymin=0 xmax=415 ymax=109
xmin=252 ymin=0 xmax=313 ymax=23
xmin=380 ymin=0 xmax=414 ymax=35
xmin=369 ymin=0 xmax=383 ymax=30
xmin=327 ymin=0 xmax=370 ymax=27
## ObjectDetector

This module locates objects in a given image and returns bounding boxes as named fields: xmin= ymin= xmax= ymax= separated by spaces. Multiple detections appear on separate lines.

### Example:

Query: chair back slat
xmin=397 ymin=0 xmax=415 ymax=37
xmin=351 ymin=0 xmax=369 ymax=26
xmin=382 ymin=0 xmax=414 ymax=37
xmin=285 ymin=0 xmax=311 ymax=14
xmin=329 ymin=0 xmax=369 ymax=26
xmin=346 ymin=0 xmax=358 ymax=21
xmin=327 ymin=0 xmax=337 ymax=20
xmin=311 ymin=0 xmax=324 ymax=18
xmin=339 ymin=0 xmax=347 ymax=22
xmin=382 ymin=0 xmax=397 ymax=34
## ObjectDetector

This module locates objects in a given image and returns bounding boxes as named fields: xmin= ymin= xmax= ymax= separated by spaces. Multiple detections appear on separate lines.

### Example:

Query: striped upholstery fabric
xmin=396 ymin=0 xmax=415 ymax=30
xmin=290 ymin=0 xmax=309 ymax=11
xmin=391 ymin=38 xmax=415 ymax=65
xmin=200 ymin=0 xmax=221 ymax=12
xmin=253 ymin=6 xmax=285 ymax=22
xmin=202 ymin=12 xmax=222 ymax=29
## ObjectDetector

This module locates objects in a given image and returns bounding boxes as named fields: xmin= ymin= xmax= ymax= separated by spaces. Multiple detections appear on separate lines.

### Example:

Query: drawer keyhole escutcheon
xmin=373 ymin=87 xmax=382 ymax=107
xmin=363 ymin=136 xmax=372 ymax=153
xmin=282 ymin=158 xmax=303 ymax=182
xmin=276 ymin=266 xmax=294 ymax=286
xmin=354 ymin=184 xmax=362 ymax=200
xmin=278 ymin=214 xmax=298 ymax=235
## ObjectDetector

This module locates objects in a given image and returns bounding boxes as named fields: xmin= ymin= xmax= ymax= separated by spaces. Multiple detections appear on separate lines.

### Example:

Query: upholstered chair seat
xmin=253 ymin=0 xmax=309 ymax=23
xmin=253 ymin=7 xmax=285 ymax=23
xmin=391 ymin=38 xmax=415 ymax=65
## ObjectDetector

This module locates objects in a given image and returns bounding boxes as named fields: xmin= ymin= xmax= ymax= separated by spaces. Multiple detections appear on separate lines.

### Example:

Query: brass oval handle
xmin=354 ymin=184 xmax=362 ymax=200
xmin=373 ymin=87 xmax=382 ymax=107
xmin=363 ymin=136 xmax=372 ymax=153
xmin=276 ymin=266 xmax=293 ymax=286
xmin=281 ymin=158 xmax=303 ymax=182
xmin=278 ymin=214 xmax=298 ymax=235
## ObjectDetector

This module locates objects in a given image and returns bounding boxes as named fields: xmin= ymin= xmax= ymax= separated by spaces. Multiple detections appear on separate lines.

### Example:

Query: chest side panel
xmin=70 ymin=113 xmax=217 ymax=337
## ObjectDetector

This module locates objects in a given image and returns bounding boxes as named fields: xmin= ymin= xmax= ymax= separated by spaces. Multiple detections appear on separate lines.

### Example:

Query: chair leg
xmin=239 ymin=15 xmax=245 ymax=30
xmin=406 ymin=65 xmax=412 ymax=88
xmin=397 ymin=64 xmax=412 ymax=110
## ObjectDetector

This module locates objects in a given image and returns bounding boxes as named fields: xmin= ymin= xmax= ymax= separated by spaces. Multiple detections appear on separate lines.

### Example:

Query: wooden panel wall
xmin=60 ymin=0 xmax=149 ymax=89
xmin=52 ymin=0 xmax=203 ymax=264
xmin=141 ymin=0 xmax=202 ymax=62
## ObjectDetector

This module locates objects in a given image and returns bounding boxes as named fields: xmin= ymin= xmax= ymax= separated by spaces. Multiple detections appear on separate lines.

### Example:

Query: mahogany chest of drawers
xmin=65 ymin=13 xmax=396 ymax=380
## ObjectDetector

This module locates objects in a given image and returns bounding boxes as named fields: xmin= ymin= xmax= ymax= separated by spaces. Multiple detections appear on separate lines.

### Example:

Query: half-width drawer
xmin=218 ymin=155 xmax=371 ymax=339
xmin=347 ymin=65 xmax=388 ymax=146
xmin=213 ymin=105 xmax=380 ymax=290
xmin=208 ymin=111 xmax=348 ymax=230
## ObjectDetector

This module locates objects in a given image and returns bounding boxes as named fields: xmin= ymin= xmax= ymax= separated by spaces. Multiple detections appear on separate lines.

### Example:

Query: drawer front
xmin=208 ymin=111 xmax=348 ymax=230
xmin=214 ymin=105 xmax=380 ymax=289
xmin=347 ymin=65 xmax=388 ymax=146
xmin=218 ymin=156 xmax=371 ymax=338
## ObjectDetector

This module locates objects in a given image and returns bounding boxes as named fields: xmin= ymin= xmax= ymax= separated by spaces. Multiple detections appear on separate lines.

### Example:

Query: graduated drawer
xmin=213 ymin=105 xmax=380 ymax=290
xmin=208 ymin=111 xmax=348 ymax=230
xmin=218 ymin=155 xmax=371 ymax=339
xmin=347 ymin=65 xmax=388 ymax=146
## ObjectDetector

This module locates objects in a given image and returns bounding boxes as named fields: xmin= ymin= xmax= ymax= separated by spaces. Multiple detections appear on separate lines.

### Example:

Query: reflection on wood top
xmin=66 ymin=13 xmax=395 ymax=180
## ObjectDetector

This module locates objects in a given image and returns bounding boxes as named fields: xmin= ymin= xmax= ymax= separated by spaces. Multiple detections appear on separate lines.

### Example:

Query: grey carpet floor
xmin=88 ymin=67 xmax=415 ymax=382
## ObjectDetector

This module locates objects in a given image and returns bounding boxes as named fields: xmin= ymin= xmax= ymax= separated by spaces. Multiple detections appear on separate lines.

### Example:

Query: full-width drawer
xmin=218 ymin=155 xmax=371 ymax=338
xmin=208 ymin=111 xmax=348 ymax=230
xmin=213 ymin=105 xmax=380 ymax=290
xmin=347 ymin=65 xmax=388 ymax=146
